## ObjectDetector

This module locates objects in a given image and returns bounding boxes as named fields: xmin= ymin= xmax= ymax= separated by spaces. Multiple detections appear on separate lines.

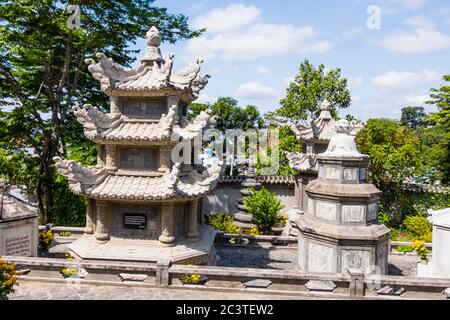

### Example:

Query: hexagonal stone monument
xmin=295 ymin=120 xmax=390 ymax=275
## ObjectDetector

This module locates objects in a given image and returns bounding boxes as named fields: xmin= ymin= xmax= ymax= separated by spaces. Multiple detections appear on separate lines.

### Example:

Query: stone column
xmin=159 ymin=203 xmax=176 ymax=246
xmin=96 ymin=145 xmax=105 ymax=169
xmin=158 ymin=146 xmax=173 ymax=173
xmin=110 ymin=96 xmax=120 ymax=114
xmin=187 ymin=200 xmax=199 ymax=239
xmin=85 ymin=198 xmax=96 ymax=234
xmin=95 ymin=202 xmax=112 ymax=241
xmin=294 ymin=176 xmax=301 ymax=209
xmin=104 ymin=145 xmax=117 ymax=171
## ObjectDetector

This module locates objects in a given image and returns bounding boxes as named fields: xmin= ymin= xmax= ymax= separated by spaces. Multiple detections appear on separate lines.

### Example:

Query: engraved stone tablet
xmin=367 ymin=203 xmax=378 ymax=221
xmin=123 ymin=214 xmax=147 ymax=229
xmin=325 ymin=167 xmax=340 ymax=180
xmin=120 ymin=148 xmax=158 ymax=170
xmin=308 ymin=242 xmax=335 ymax=273
xmin=342 ymin=205 xmax=364 ymax=222
xmin=341 ymin=249 xmax=370 ymax=273
xmin=122 ymin=99 xmax=166 ymax=118
xmin=316 ymin=202 xmax=337 ymax=221
xmin=2 ymin=225 xmax=33 ymax=256
xmin=343 ymin=168 xmax=358 ymax=181
xmin=359 ymin=168 xmax=367 ymax=181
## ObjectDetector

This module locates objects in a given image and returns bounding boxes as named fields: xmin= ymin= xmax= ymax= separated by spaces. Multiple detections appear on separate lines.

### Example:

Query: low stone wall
xmin=203 ymin=177 xmax=295 ymax=215
xmin=5 ymin=254 xmax=449 ymax=299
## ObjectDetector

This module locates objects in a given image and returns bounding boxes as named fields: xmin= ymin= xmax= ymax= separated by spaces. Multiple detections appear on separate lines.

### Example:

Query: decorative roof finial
xmin=319 ymin=99 xmax=332 ymax=120
xmin=141 ymin=26 xmax=163 ymax=64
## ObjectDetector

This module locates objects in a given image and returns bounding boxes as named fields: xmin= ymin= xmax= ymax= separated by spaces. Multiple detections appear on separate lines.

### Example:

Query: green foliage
xmin=188 ymin=97 xmax=264 ymax=131
xmin=377 ymin=206 xmax=391 ymax=227
xmin=400 ymin=106 xmax=426 ymax=128
xmin=424 ymin=75 xmax=450 ymax=184
xmin=396 ymin=245 xmax=414 ymax=253
xmin=404 ymin=215 xmax=432 ymax=243
xmin=0 ymin=0 xmax=200 ymax=224
xmin=243 ymin=187 xmax=284 ymax=235
xmin=277 ymin=59 xmax=351 ymax=121
xmin=205 ymin=213 xmax=241 ymax=234
xmin=356 ymin=118 xmax=421 ymax=190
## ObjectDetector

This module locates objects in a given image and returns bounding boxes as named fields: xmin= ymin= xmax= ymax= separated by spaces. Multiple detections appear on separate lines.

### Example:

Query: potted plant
xmin=180 ymin=273 xmax=208 ymax=285
xmin=243 ymin=187 xmax=284 ymax=235
xmin=412 ymin=240 xmax=429 ymax=264
xmin=0 ymin=257 xmax=18 ymax=300
xmin=38 ymin=230 xmax=54 ymax=256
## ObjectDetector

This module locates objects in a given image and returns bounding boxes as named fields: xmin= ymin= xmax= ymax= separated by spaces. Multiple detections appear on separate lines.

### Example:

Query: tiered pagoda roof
xmin=54 ymin=160 xmax=221 ymax=202
xmin=84 ymin=26 xmax=210 ymax=103
xmin=287 ymin=100 xmax=364 ymax=173
xmin=54 ymin=26 xmax=222 ymax=202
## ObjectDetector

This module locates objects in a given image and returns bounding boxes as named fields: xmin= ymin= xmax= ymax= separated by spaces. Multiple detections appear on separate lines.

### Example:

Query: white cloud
xmin=404 ymin=15 xmax=435 ymax=30
xmin=353 ymin=95 xmax=362 ymax=102
xmin=256 ymin=66 xmax=270 ymax=75
xmin=381 ymin=28 xmax=450 ymax=54
xmin=192 ymin=4 xmax=261 ymax=33
xmin=404 ymin=94 xmax=429 ymax=105
xmin=197 ymin=93 xmax=215 ymax=103
xmin=371 ymin=69 xmax=440 ymax=91
xmin=235 ymin=82 xmax=278 ymax=99
xmin=347 ymin=76 xmax=363 ymax=88
xmin=187 ymin=4 xmax=332 ymax=61
xmin=444 ymin=17 xmax=450 ymax=26
xmin=385 ymin=0 xmax=428 ymax=10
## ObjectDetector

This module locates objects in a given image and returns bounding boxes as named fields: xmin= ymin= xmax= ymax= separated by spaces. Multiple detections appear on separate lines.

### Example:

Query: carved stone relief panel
xmin=308 ymin=242 xmax=335 ymax=273
xmin=316 ymin=201 xmax=337 ymax=221
xmin=119 ymin=148 xmax=158 ymax=171
xmin=122 ymin=99 xmax=166 ymax=118
xmin=341 ymin=205 xmax=365 ymax=223
xmin=341 ymin=249 xmax=370 ymax=273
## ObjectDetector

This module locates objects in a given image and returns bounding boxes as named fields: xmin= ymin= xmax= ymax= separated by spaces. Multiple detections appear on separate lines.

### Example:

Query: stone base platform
xmin=69 ymin=225 xmax=216 ymax=265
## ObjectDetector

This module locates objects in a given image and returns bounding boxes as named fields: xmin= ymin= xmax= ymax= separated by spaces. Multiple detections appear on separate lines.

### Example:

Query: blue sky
xmin=130 ymin=0 xmax=450 ymax=120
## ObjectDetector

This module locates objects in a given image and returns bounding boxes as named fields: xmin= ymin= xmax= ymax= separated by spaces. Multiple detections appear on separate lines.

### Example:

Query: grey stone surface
xmin=242 ymin=279 xmax=272 ymax=288
xmin=305 ymin=280 xmax=336 ymax=292
xmin=9 ymin=280 xmax=313 ymax=300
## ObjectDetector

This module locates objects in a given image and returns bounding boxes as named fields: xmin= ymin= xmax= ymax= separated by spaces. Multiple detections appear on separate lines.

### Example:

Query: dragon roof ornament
xmin=84 ymin=26 xmax=210 ymax=103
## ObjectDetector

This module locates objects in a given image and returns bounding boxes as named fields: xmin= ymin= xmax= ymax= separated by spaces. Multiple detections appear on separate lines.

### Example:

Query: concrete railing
xmin=3 ymin=255 xmax=449 ymax=299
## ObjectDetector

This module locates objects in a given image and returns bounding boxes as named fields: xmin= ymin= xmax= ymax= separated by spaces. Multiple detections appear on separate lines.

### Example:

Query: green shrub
xmin=205 ymin=213 xmax=241 ymax=234
xmin=377 ymin=205 xmax=391 ymax=227
xmin=396 ymin=245 xmax=414 ymax=253
xmin=243 ymin=187 xmax=284 ymax=235
xmin=403 ymin=215 xmax=432 ymax=242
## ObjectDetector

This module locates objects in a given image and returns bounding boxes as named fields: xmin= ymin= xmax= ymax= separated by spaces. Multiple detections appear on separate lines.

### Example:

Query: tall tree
xmin=0 ymin=0 xmax=201 ymax=223
xmin=277 ymin=59 xmax=351 ymax=121
xmin=424 ymin=75 xmax=450 ymax=184
xmin=189 ymin=97 xmax=263 ymax=131
xmin=400 ymin=106 xmax=427 ymax=129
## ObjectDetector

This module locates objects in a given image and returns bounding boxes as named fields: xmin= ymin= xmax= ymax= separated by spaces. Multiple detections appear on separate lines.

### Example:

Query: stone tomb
xmin=295 ymin=120 xmax=390 ymax=275
xmin=0 ymin=184 xmax=38 ymax=257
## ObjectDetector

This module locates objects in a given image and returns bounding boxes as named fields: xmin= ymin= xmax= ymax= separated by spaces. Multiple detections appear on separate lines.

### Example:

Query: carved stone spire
xmin=141 ymin=26 xmax=164 ymax=65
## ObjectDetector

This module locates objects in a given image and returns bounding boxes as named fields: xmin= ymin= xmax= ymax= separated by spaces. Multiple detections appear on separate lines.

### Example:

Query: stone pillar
xmin=294 ymin=176 xmax=301 ymax=209
xmin=104 ymin=145 xmax=117 ymax=171
xmin=159 ymin=203 xmax=176 ymax=246
xmin=187 ymin=200 xmax=199 ymax=239
xmin=95 ymin=202 xmax=112 ymax=241
xmin=158 ymin=146 xmax=172 ymax=173
xmin=96 ymin=145 xmax=105 ymax=169
xmin=110 ymin=96 xmax=120 ymax=114
xmin=85 ymin=198 xmax=96 ymax=234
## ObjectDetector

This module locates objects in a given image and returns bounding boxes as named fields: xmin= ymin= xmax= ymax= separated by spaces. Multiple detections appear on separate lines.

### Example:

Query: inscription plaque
xmin=123 ymin=214 xmax=147 ymax=229
xmin=316 ymin=202 xmax=337 ymax=221
xmin=122 ymin=99 xmax=166 ymax=118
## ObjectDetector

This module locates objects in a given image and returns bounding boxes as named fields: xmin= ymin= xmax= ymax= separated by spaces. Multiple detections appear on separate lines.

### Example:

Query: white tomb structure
xmin=417 ymin=207 xmax=450 ymax=278
xmin=0 ymin=181 xmax=39 ymax=257
xmin=295 ymin=120 xmax=391 ymax=275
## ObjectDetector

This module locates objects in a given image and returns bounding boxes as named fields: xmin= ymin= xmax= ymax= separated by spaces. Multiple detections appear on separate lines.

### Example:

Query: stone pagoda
xmin=54 ymin=26 xmax=222 ymax=264
xmin=285 ymin=101 xmax=362 ymax=235
xmin=295 ymin=120 xmax=390 ymax=275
